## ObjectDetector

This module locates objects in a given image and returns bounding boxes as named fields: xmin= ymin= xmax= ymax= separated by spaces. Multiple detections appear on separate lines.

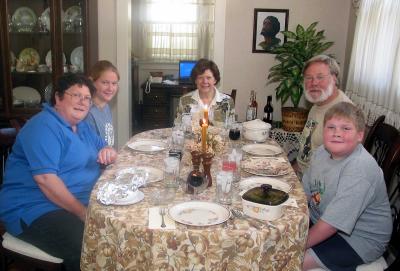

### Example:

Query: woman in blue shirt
xmin=0 ymin=74 xmax=117 ymax=271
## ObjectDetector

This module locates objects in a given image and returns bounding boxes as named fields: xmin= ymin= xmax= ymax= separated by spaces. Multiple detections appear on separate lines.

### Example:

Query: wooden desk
xmin=141 ymin=83 xmax=194 ymax=130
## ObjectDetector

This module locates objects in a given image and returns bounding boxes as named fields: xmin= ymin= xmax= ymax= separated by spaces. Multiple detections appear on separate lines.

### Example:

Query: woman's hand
xmin=97 ymin=146 xmax=117 ymax=165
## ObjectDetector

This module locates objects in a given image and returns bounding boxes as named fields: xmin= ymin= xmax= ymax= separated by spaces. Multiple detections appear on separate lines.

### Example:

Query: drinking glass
xmin=164 ymin=157 xmax=180 ymax=189
xmin=181 ymin=112 xmax=192 ymax=137
xmin=229 ymin=122 xmax=241 ymax=141
xmin=187 ymin=171 xmax=206 ymax=200
xmin=216 ymin=171 xmax=233 ymax=204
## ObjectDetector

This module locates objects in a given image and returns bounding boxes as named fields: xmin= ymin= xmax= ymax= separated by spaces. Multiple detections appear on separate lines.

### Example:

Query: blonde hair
xmin=89 ymin=60 xmax=120 ymax=81
xmin=324 ymin=102 xmax=365 ymax=132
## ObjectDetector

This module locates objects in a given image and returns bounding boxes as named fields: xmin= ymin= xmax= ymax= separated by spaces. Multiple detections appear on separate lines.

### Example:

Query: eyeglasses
xmin=304 ymin=74 xmax=331 ymax=83
xmin=64 ymin=91 xmax=92 ymax=104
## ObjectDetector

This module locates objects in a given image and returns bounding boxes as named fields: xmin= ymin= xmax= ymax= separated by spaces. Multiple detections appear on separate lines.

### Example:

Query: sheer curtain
xmin=135 ymin=0 xmax=215 ymax=62
xmin=346 ymin=0 xmax=400 ymax=129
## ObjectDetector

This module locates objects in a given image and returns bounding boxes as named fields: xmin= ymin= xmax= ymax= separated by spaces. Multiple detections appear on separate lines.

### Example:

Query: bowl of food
xmin=242 ymin=119 xmax=271 ymax=142
xmin=241 ymin=184 xmax=289 ymax=221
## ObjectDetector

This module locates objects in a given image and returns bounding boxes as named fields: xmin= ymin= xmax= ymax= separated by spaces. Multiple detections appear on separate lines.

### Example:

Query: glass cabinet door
xmin=62 ymin=0 xmax=85 ymax=75
xmin=7 ymin=0 xmax=53 ymax=111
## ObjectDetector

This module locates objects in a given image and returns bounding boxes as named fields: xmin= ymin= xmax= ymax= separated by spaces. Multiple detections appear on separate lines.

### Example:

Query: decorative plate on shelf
xmin=18 ymin=48 xmax=40 ymax=68
xmin=10 ymin=51 xmax=16 ymax=67
xmin=12 ymin=86 xmax=41 ymax=103
xmin=168 ymin=201 xmax=230 ymax=226
xmin=70 ymin=46 xmax=83 ymax=72
xmin=64 ymin=6 xmax=81 ymax=23
xmin=45 ymin=50 xmax=66 ymax=68
xmin=39 ymin=8 xmax=50 ymax=31
xmin=11 ymin=7 xmax=37 ymax=32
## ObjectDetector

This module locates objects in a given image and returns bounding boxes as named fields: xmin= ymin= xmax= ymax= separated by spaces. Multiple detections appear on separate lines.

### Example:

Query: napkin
xmin=148 ymin=207 xmax=176 ymax=229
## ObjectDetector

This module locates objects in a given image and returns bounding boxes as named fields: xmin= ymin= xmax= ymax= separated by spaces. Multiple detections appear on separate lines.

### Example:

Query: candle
xmin=201 ymin=120 xmax=208 ymax=153
xmin=204 ymin=105 xmax=209 ymax=125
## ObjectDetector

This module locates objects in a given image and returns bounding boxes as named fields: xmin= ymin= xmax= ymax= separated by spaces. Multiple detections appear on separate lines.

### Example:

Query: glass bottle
xmin=246 ymin=90 xmax=257 ymax=121
xmin=263 ymin=95 xmax=273 ymax=124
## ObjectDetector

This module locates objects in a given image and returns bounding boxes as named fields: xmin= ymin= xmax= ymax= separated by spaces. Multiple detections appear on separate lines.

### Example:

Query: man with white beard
xmin=294 ymin=55 xmax=353 ymax=175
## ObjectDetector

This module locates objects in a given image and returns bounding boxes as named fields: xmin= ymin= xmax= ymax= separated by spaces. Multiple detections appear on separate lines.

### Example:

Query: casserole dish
xmin=241 ymin=184 xmax=289 ymax=221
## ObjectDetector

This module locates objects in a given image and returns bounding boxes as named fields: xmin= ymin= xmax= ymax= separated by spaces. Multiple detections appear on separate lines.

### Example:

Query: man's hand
xmin=97 ymin=147 xmax=117 ymax=165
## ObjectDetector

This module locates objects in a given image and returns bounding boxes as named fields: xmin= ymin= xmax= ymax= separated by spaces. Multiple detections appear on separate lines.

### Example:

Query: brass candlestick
xmin=202 ymin=152 xmax=214 ymax=187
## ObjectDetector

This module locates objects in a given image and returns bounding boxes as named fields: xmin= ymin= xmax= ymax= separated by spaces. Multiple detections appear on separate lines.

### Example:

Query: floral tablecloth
xmin=80 ymin=129 xmax=309 ymax=271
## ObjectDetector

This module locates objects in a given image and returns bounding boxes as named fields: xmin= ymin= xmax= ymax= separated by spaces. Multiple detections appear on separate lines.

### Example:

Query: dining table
xmin=80 ymin=128 xmax=309 ymax=271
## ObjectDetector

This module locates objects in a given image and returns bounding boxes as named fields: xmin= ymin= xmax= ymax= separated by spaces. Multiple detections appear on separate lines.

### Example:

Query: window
xmin=133 ymin=0 xmax=215 ymax=62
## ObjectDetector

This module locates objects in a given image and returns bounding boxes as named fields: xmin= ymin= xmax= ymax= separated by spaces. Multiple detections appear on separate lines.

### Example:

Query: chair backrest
xmin=363 ymin=116 xmax=399 ymax=167
xmin=381 ymin=137 xmax=400 ymax=270
xmin=229 ymin=89 xmax=237 ymax=105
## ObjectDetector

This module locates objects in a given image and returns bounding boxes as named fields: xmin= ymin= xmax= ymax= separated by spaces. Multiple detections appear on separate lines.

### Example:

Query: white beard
xmin=304 ymin=80 xmax=334 ymax=104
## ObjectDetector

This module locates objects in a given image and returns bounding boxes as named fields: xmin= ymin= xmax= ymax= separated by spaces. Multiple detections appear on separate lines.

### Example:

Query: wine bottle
xmin=263 ymin=95 xmax=273 ymax=124
xmin=246 ymin=90 xmax=257 ymax=121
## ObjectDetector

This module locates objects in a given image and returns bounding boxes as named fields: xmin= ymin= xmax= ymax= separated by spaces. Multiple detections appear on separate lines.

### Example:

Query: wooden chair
xmin=363 ymin=116 xmax=399 ymax=167
xmin=229 ymin=89 xmax=237 ymax=105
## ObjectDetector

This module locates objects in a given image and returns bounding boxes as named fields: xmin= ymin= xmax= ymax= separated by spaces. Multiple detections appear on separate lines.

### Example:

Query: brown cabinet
xmin=141 ymin=83 xmax=193 ymax=130
xmin=0 ymin=0 xmax=92 ymax=122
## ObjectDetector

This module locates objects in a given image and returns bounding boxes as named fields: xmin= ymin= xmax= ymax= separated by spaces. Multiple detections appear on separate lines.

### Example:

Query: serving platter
xmin=127 ymin=140 xmax=167 ymax=153
xmin=112 ymin=190 xmax=144 ymax=206
xmin=116 ymin=166 xmax=163 ymax=184
xmin=242 ymin=144 xmax=283 ymax=157
xmin=168 ymin=201 xmax=230 ymax=226
xmin=241 ymin=157 xmax=289 ymax=177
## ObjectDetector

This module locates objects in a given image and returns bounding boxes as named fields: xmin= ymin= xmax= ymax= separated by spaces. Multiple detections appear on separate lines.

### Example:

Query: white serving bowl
xmin=242 ymin=119 xmax=271 ymax=142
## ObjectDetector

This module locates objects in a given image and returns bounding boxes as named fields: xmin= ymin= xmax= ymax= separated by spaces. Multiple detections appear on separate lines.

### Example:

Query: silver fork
xmin=160 ymin=207 xmax=166 ymax=228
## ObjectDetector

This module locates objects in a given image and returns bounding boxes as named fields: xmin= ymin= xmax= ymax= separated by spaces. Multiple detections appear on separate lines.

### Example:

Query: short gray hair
xmin=303 ymin=55 xmax=340 ymax=87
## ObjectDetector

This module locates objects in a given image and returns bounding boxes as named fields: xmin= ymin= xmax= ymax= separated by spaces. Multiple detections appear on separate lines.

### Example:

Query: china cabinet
xmin=0 ymin=0 xmax=91 ymax=122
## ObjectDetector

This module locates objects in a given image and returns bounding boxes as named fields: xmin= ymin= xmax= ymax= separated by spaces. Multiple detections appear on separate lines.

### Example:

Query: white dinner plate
xmin=127 ymin=140 xmax=167 ymax=153
xmin=241 ymin=157 xmax=289 ymax=177
xmin=12 ymin=86 xmax=41 ymax=103
xmin=242 ymin=144 xmax=283 ymax=156
xmin=239 ymin=177 xmax=292 ymax=193
xmin=116 ymin=166 xmax=163 ymax=184
xmin=113 ymin=190 xmax=144 ymax=206
xmin=168 ymin=201 xmax=230 ymax=226
xmin=70 ymin=46 xmax=83 ymax=71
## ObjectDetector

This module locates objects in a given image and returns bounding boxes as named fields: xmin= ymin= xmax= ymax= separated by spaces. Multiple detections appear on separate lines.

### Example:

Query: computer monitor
xmin=179 ymin=60 xmax=197 ymax=83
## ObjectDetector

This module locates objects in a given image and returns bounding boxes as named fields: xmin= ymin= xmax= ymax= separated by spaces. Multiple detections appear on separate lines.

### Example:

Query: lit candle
xmin=201 ymin=119 xmax=208 ymax=153
xmin=204 ymin=105 xmax=209 ymax=125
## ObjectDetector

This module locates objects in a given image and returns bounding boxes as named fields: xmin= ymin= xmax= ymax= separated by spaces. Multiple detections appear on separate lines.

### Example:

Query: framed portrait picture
xmin=252 ymin=8 xmax=289 ymax=53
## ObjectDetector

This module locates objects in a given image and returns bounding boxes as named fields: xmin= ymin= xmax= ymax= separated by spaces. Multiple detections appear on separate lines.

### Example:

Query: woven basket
xmin=281 ymin=107 xmax=309 ymax=132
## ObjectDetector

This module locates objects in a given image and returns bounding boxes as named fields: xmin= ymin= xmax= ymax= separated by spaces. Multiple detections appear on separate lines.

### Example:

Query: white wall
xmin=220 ymin=0 xmax=352 ymax=122
xmin=97 ymin=0 xmax=354 ymax=147
xmin=97 ymin=0 xmax=132 ymax=149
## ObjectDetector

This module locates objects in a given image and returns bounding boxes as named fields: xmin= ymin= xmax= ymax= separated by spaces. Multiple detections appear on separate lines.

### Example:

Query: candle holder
xmin=202 ymin=152 xmax=214 ymax=187
xmin=186 ymin=151 xmax=204 ymax=194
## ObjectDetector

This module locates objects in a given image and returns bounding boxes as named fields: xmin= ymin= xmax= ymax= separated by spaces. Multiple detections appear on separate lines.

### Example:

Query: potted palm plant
xmin=267 ymin=22 xmax=334 ymax=132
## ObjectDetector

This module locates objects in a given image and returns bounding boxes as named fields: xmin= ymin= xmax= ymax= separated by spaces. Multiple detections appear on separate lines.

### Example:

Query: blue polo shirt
xmin=0 ymin=104 xmax=106 ymax=235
